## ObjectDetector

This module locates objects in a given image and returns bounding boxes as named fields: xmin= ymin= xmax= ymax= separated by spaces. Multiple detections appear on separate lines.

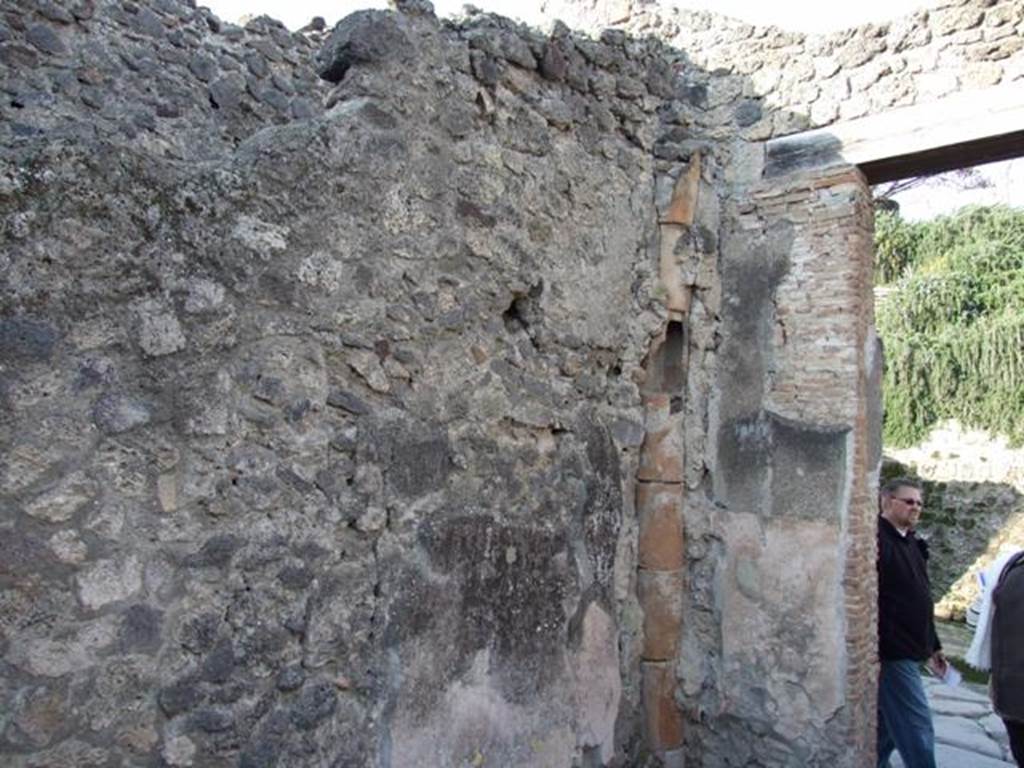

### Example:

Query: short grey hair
xmin=881 ymin=476 xmax=923 ymax=497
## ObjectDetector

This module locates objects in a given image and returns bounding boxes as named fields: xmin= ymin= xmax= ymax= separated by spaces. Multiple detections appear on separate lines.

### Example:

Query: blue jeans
xmin=878 ymin=659 xmax=937 ymax=768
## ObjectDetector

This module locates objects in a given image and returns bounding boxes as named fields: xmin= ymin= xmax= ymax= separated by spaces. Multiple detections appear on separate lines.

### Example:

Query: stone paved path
xmin=890 ymin=677 xmax=1016 ymax=767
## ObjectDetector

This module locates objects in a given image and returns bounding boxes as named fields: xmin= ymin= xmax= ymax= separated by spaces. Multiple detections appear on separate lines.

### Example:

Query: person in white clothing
xmin=966 ymin=547 xmax=1024 ymax=765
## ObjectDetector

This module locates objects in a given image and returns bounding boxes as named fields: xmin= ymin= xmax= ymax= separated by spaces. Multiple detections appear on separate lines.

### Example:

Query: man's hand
xmin=927 ymin=651 xmax=948 ymax=677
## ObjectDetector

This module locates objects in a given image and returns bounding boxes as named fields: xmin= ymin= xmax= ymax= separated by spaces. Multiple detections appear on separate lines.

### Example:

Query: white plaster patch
xmin=571 ymin=603 xmax=621 ymax=764
xmin=721 ymin=515 xmax=845 ymax=739
xmin=389 ymin=648 xmax=576 ymax=767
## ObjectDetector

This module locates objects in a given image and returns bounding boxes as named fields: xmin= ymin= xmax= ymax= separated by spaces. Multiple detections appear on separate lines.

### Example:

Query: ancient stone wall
xmin=1 ymin=1 xmax=705 ymax=765
xmin=545 ymin=0 xmax=1024 ymax=140
xmin=0 ymin=0 xmax=330 ymax=157
xmin=535 ymin=1 xmax=1024 ymax=763
xmin=4 ymin=0 xmax=1021 ymax=766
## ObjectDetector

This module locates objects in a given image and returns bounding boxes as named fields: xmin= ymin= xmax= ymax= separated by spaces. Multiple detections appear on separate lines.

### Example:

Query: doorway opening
xmin=868 ymin=154 xmax=1024 ymax=703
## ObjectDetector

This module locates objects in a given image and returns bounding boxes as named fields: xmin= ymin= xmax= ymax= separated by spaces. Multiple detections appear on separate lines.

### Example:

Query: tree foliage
xmin=875 ymin=205 xmax=1024 ymax=447
xmin=875 ymin=210 xmax=925 ymax=283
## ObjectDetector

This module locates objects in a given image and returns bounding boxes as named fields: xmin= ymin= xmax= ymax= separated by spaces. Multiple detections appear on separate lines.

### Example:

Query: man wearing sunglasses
xmin=877 ymin=476 xmax=946 ymax=768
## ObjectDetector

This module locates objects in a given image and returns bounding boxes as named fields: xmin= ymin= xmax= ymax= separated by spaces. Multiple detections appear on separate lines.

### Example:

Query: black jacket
xmin=877 ymin=516 xmax=941 ymax=661
xmin=992 ymin=552 xmax=1024 ymax=721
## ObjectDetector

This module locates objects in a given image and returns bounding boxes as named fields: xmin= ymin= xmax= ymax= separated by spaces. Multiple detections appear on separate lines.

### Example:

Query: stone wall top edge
xmin=0 ymin=0 xmax=729 ymax=168
xmin=544 ymin=0 xmax=939 ymax=48
xmin=543 ymin=0 xmax=1024 ymax=146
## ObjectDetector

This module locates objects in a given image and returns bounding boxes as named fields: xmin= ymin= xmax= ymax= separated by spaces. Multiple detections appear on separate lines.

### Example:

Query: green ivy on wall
xmin=875 ymin=205 xmax=1024 ymax=447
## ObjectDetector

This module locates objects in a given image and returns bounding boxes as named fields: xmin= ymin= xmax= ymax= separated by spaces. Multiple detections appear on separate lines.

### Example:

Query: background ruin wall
xmin=2 ymin=0 xmax=1023 ymax=766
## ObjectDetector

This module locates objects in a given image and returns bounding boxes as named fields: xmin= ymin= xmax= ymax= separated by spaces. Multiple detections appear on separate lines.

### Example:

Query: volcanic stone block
xmin=315 ymin=11 xmax=411 ymax=83
xmin=0 ymin=317 xmax=59 ymax=362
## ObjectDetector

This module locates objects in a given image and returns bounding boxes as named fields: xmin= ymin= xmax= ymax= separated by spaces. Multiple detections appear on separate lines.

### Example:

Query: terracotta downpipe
xmin=636 ymin=151 xmax=700 ymax=766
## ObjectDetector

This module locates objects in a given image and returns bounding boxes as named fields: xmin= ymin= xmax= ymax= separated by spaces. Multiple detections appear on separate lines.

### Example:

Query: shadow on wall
xmin=882 ymin=458 xmax=1024 ymax=620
